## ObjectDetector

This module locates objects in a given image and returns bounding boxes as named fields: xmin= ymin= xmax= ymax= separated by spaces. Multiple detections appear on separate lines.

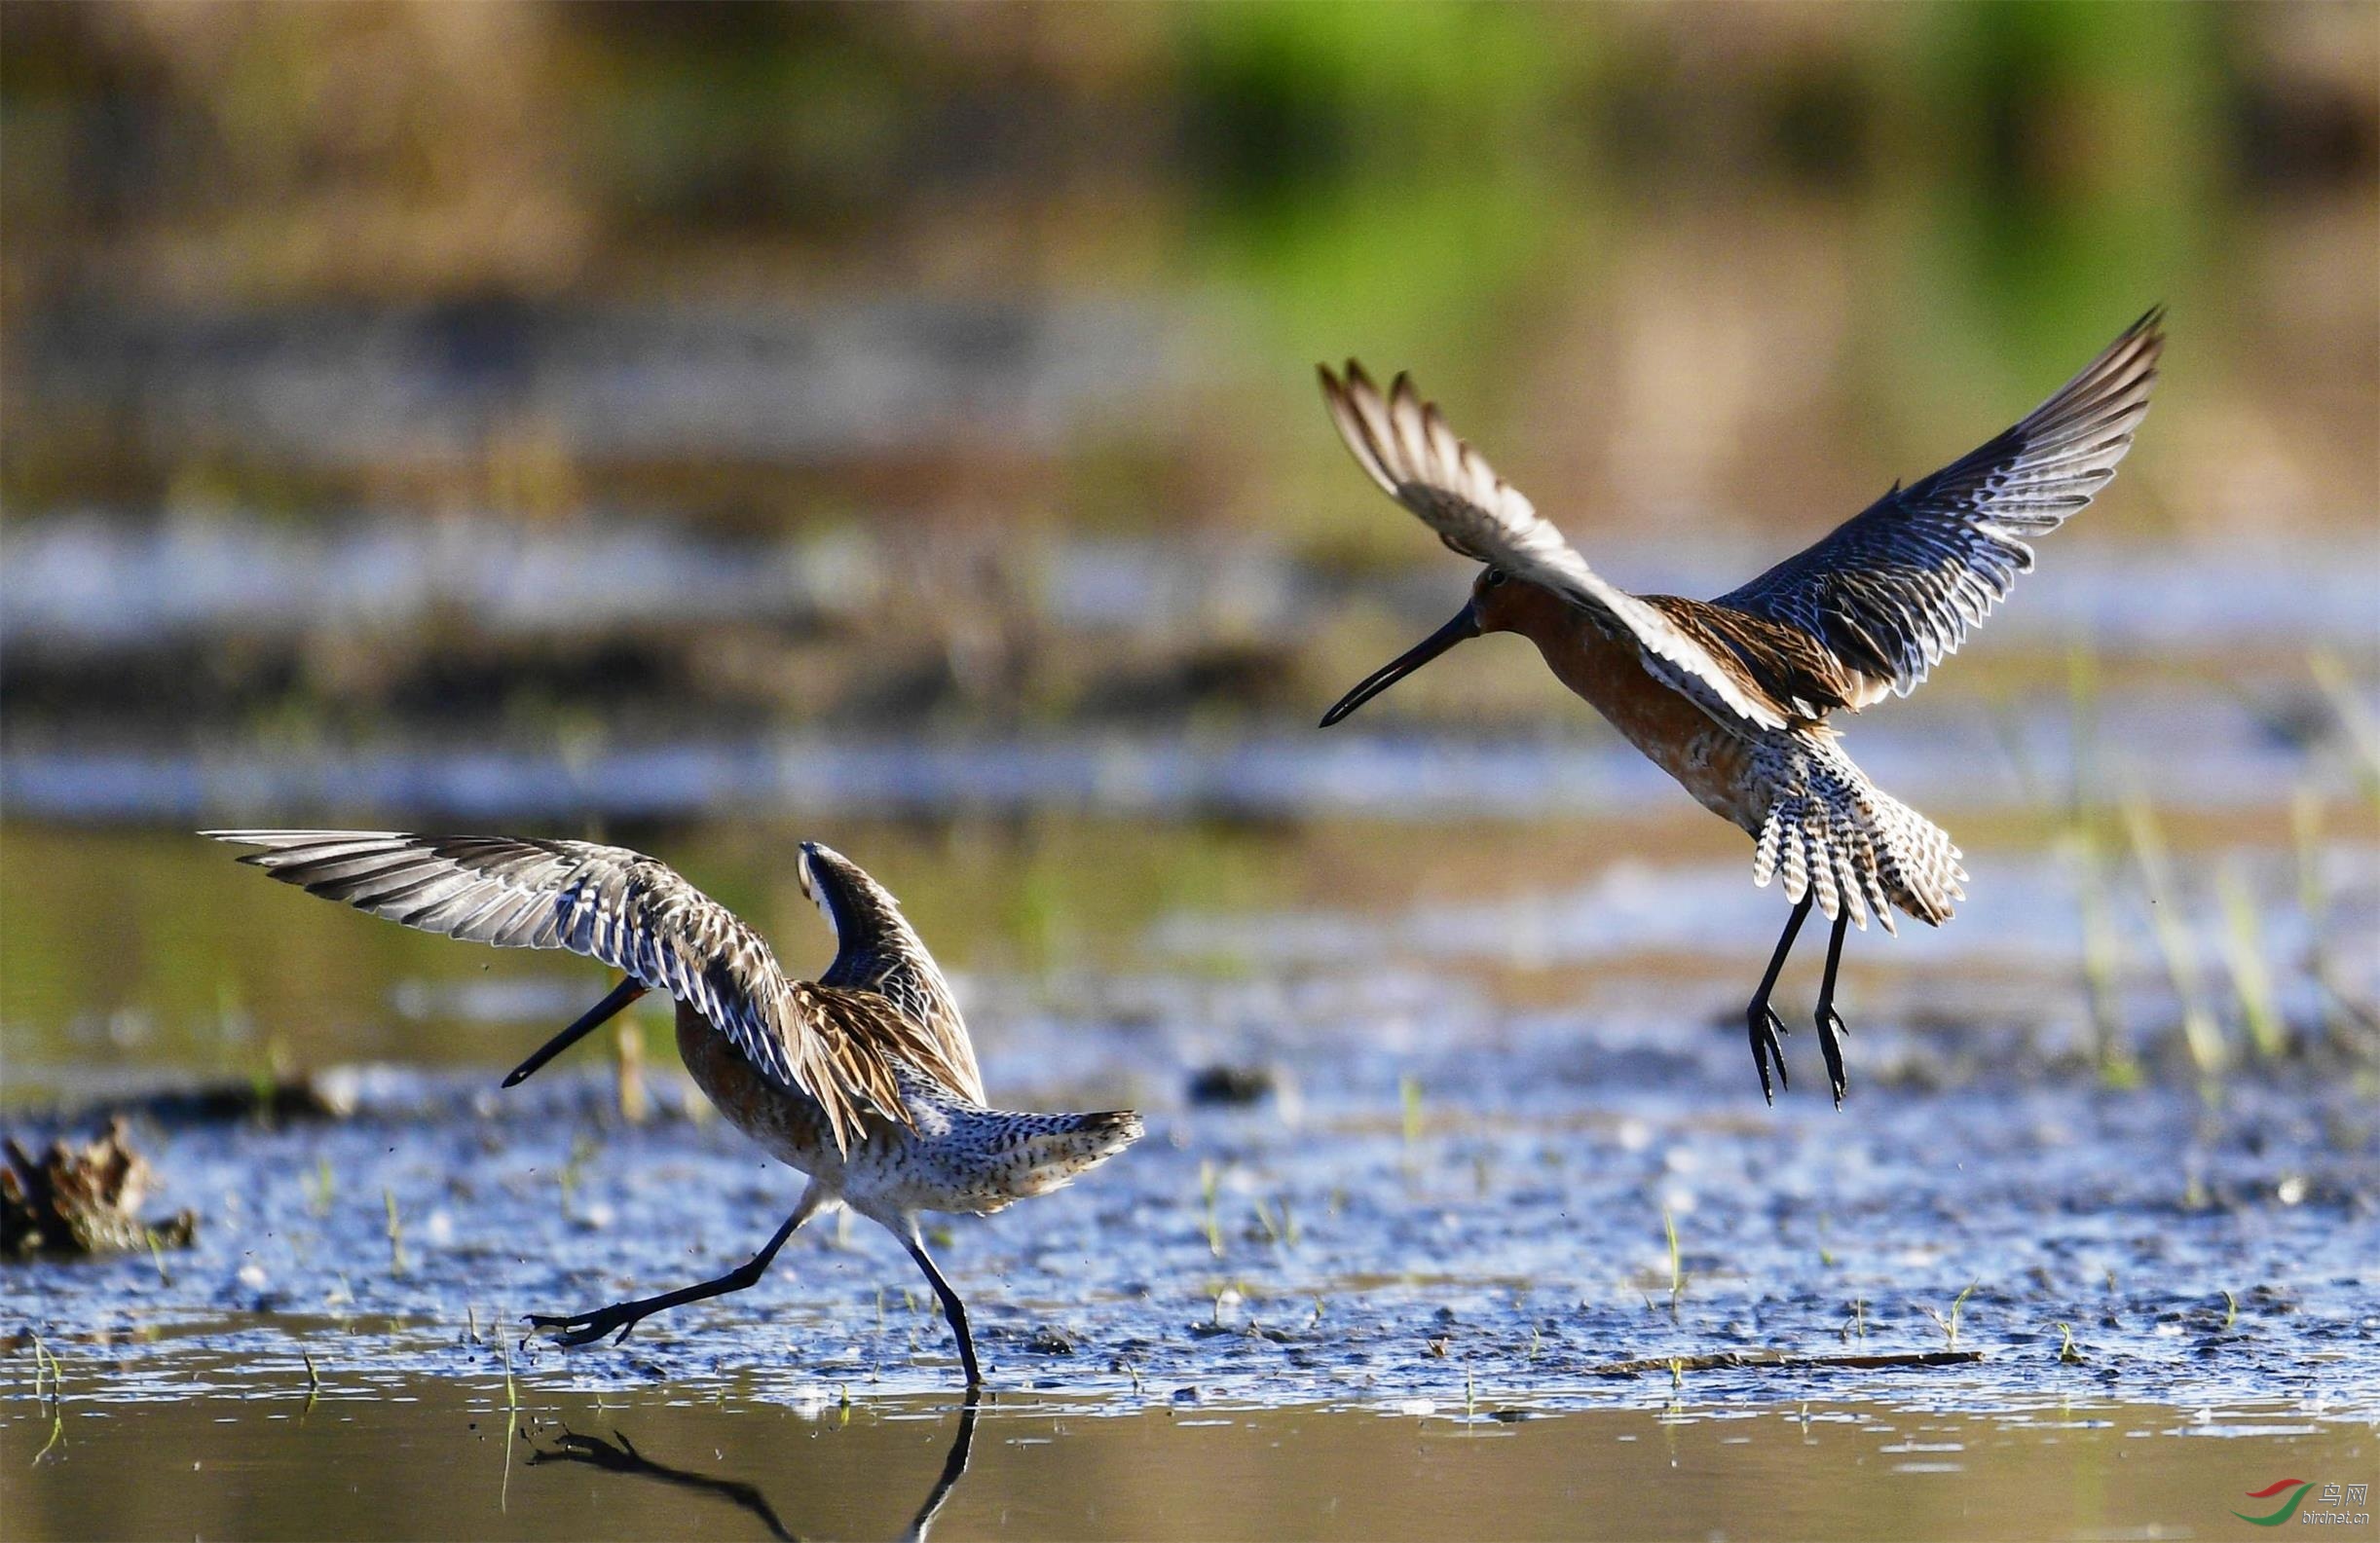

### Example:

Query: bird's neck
xmin=1500 ymin=584 xmax=1724 ymax=745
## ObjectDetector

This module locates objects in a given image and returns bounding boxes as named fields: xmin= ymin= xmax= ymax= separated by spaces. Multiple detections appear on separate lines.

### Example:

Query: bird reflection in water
xmin=525 ymin=1395 xmax=980 ymax=1543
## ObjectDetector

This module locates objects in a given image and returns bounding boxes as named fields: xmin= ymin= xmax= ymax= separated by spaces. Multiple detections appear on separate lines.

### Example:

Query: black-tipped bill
xmin=1319 ymin=604 xmax=1480 ymax=727
xmin=502 ymin=975 xmax=649 ymax=1088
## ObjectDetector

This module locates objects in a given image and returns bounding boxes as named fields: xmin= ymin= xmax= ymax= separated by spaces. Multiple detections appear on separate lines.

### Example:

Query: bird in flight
xmin=1316 ymin=310 xmax=2165 ymax=1104
xmin=207 ymin=831 xmax=1142 ymax=1385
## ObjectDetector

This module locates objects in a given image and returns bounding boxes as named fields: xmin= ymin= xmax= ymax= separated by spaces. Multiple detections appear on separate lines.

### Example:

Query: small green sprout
xmin=1663 ymin=1205 xmax=1685 ymax=1314
xmin=1921 ymin=1279 xmax=1980 ymax=1350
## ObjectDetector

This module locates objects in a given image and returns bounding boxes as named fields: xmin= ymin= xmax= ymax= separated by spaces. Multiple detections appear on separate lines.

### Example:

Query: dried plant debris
xmin=2 ymin=1121 xmax=198 ymax=1260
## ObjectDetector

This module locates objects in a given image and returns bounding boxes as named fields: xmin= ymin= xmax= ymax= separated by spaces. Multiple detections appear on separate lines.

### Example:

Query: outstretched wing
xmin=1715 ymin=308 xmax=2165 ymax=702
xmin=1320 ymin=361 xmax=1791 ymax=732
xmin=205 ymin=829 xmax=911 ymax=1149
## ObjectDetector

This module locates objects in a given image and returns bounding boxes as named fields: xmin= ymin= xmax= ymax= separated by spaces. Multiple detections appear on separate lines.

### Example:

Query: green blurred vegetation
xmin=0 ymin=3 xmax=2371 ymax=784
xmin=3 ymin=1 xmax=2371 ymax=536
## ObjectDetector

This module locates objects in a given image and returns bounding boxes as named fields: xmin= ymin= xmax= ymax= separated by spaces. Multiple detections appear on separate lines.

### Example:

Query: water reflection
xmin=530 ymin=1428 xmax=799 ymax=1541
xmin=527 ymin=1397 xmax=979 ymax=1543
xmin=4 ymin=1374 xmax=2370 ymax=1542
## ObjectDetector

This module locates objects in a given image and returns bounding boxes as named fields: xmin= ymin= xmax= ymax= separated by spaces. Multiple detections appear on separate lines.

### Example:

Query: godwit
xmin=205 ymin=831 xmax=1142 ymax=1385
xmin=1316 ymin=310 xmax=2164 ymax=1104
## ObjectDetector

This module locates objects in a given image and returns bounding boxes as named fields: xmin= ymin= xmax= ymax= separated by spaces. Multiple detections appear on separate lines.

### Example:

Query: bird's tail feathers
xmin=967 ymin=1109 xmax=1144 ymax=1212
xmin=1753 ymin=737 xmax=1966 ymax=931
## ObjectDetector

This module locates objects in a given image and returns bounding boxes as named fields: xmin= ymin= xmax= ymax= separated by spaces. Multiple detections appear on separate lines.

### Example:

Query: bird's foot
xmin=1746 ymin=1002 xmax=1790 ymax=1104
xmin=1815 ymin=1001 xmax=1850 ymax=1108
xmin=525 ymin=1301 xmax=653 ymax=1348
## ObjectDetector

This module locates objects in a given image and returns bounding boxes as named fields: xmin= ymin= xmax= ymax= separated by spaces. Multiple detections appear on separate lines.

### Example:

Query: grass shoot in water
xmin=2119 ymin=789 xmax=2226 ymax=1077
xmin=2214 ymin=859 xmax=2287 ymax=1059
xmin=1663 ymin=1205 xmax=1684 ymax=1316
xmin=1921 ymin=1280 xmax=1981 ymax=1351
xmin=2307 ymin=648 xmax=2380 ymax=799
xmin=2064 ymin=641 xmax=2138 ymax=1083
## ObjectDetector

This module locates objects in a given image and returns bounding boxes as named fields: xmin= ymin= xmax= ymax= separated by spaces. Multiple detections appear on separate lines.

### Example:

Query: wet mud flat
xmin=5 ymin=1014 xmax=2376 ymax=1541
xmin=6 ymin=1060 xmax=2372 ymax=1411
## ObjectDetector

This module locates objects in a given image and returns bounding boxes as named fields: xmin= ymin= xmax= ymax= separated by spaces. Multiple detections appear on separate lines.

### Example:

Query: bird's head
xmin=797 ymin=841 xmax=905 ymax=946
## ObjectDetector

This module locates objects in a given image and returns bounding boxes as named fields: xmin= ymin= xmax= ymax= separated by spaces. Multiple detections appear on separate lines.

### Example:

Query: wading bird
xmin=206 ymin=831 xmax=1142 ymax=1385
xmin=1316 ymin=311 xmax=2164 ymax=1104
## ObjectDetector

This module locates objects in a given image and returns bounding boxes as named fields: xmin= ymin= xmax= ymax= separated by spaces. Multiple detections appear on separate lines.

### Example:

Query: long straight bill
xmin=1319 ymin=604 xmax=1480 ymax=727
xmin=502 ymin=976 xmax=650 ymax=1088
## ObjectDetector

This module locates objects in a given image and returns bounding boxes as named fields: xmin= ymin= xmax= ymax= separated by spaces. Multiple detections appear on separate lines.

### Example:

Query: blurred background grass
xmin=6 ymin=4 xmax=2372 ymax=512
xmin=0 ymin=8 xmax=2372 ymax=891
xmin=4 ymin=3 xmax=2361 ymax=589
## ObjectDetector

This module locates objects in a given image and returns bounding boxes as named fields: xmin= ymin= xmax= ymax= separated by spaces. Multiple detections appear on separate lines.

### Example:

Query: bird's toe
xmin=1745 ymin=1004 xmax=1791 ymax=1103
xmin=525 ymin=1308 xmax=633 ymax=1349
xmin=1816 ymin=1004 xmax=1850 ymax=1107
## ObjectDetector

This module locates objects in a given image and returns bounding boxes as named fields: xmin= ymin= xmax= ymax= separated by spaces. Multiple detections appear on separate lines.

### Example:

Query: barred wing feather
xmin=205 ymin=829 xmax=911 ymax=1150
xmin=1717 ymin=308 xmax=2164 ymax=699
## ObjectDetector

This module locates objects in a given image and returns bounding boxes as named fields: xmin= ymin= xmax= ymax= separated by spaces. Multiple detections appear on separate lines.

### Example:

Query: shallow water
xmin=6 ymin=1372 xmax=2370 ymax=1542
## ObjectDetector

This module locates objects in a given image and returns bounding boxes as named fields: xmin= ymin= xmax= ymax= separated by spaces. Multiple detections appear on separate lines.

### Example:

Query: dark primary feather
xmin=203 ymin=830 xmax=971 ymax=1151
xmin=1716 ymin=308 xmax=2165 ymax=702
xmin=1319 ymin=360 xmax=1793 ymax=732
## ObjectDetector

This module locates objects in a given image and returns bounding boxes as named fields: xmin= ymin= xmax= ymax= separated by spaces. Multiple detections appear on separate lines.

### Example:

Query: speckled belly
xmin=1531 ymin=625 xmax=1766 ymax=832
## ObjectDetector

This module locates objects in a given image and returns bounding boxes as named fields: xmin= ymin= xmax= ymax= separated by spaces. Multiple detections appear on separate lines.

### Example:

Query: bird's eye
xmin=1483 ymin=569 xmax=1507 ymax=588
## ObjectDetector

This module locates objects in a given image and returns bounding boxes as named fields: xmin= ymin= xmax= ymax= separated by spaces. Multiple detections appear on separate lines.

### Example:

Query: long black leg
xmin=528 ymin=1202 xmax=812 ymax=1347
xmin=1813 ymin=909 xmax=1852 ymax=1107
xmin=904 ymin=1231 xmax=983 ymax=1388
xmin=1746 ymin=897 xmax=1813 ymax=1103
xmin=504 ymin=976 xmax=648 ymax=1088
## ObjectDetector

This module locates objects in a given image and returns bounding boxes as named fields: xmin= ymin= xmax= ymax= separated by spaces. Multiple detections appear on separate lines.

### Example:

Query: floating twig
xmin=1589 ymin=1348 xmax=1982 ymax=1378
